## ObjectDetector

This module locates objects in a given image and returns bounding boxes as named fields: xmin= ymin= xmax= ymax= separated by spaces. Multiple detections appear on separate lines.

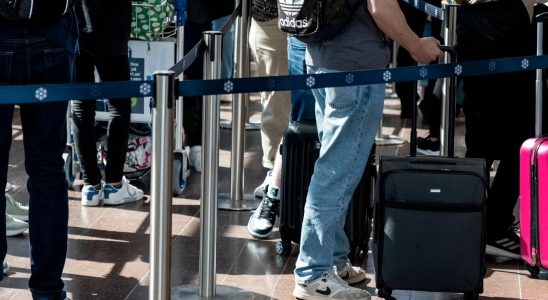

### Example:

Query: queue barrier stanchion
xmin=440 ymin=3 xmax=458 ymax=156
xmin=149 ymin=70 xmax=176 ymax=300
xmin=218 ymin=0 xmax=259 ymax=211
xmin=172 ymin=31 xmax=254 ymax=299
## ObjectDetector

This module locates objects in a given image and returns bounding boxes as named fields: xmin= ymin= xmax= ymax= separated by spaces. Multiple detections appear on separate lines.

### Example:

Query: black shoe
xmin=416 ymin=135 xmax=440 ymax=156
xmin=247 ymin=195 xmax=280 ymax=239
xmin=486 ymin=229 xmax=521 ymax=260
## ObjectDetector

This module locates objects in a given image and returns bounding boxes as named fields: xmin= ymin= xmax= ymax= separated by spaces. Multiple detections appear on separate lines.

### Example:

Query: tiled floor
xmin=1 ymin=89 xmax=548 ymax=299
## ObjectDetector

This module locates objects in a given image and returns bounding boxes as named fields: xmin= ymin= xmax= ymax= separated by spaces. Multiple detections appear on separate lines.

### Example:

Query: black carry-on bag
xmin=275 ymin=121 xmax=376 ymax=264
xmin=373 ymin=47 xmax=488 ymax=300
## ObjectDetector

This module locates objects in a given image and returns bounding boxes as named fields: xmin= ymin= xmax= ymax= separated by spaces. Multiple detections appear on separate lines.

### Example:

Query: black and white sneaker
xmin=247 ymin=195 xmax=279 ymax=239
xmin=416 ymin=135 xmax=440 ymax=156
xmin=486 ymin=229 xmax=521 ymax=260
xmin=293 ymin=270 xmax=371 ymax=300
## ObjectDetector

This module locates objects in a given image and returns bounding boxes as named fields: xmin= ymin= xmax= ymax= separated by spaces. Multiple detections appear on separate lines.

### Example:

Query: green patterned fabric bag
xmin=131 ymin=0 xmax=174 ymax=41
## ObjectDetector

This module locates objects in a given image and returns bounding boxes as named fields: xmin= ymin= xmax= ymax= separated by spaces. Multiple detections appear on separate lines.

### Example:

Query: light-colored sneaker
xmin=6 ymin=213 xmax=28 ymax=237
xmin=5 ymin=193 xmax=29 ymax=221
xmin=81 ymin=184 xmax=103 ymax=207
xmin=335 ymin=260 xmax=366 ymax=285
xmin=103 ymin=177 xmax=144 ymax=205
xmin=293 ymin=270 xmax=371 ymax=300
xmin=188 ymin=145 xmax=202 ymax=173
xmin=254 ymin=170 xmax=272 ymax=198
xmin=2 ymin=260 xmax=8 ymax=275
xmin=247 ymin=195 xmax=279 ymax=239
xmin=4 ymin=182 xmax=12 ymax=193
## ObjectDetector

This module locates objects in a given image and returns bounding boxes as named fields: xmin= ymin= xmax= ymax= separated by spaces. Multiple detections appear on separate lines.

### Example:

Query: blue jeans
xmin=287 ymin=36 xmax=315 ymax=122
xmin=294 ymin=66 xmax=385 ymax=283
xmin=0 ymin=35 xmax=73 ymax=299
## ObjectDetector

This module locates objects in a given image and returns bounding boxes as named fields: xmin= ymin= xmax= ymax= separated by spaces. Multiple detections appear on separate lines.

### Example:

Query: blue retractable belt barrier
xmin=0 ymin=55 xmax=545 ymax=104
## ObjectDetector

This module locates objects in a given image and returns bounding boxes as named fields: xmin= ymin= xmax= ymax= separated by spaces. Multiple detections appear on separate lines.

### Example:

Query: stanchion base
xmin=217 ymin=193 xmax=259 ymax=211
xmin=219 ymin=121 xmax=261 ymax=131
xmin=171 ymin=284 xmax=255 ymax=299
xmin=375 ymin=135 xmax=407 ymax=146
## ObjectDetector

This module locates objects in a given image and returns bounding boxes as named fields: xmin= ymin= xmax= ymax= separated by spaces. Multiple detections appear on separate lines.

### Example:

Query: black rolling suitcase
xmin=373 ymin=47 xmax=488 ymax=300
xmin=275 ymin=121 xmax=376 ymax=264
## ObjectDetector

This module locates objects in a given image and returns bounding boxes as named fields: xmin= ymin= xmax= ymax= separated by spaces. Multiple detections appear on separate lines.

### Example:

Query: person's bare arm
xmin=367 ymin=0 xmax=442 ymax=64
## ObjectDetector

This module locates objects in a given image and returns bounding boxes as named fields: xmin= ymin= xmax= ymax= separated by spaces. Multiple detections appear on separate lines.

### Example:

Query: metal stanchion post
xmin=218 ymin=0 xmax=258 ymax=210
xmin=176 ymin=26 xmax=185 ymax=153
xmin=440 ymin=4 xmax=458 ymax=156
xmin=220 ymin=0 xmax=260 ymax=131
xmin=149 ymin=71 xmax=175 ymax=300
xmin=172 ymin=31 xmax=254 ymax=299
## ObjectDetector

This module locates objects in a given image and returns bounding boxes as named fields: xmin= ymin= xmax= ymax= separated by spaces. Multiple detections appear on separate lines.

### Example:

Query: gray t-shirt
xmin=305 ymin=4 xmax=390 ymax=71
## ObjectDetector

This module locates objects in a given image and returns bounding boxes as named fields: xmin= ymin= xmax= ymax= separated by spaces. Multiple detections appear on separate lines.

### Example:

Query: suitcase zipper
xmin=530 ymin=138 xmax=547 ymax=265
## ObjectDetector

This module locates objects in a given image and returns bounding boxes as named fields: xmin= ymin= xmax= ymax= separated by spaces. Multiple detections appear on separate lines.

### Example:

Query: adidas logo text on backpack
xmin=277 ymin=0 xmax=364 ymax=43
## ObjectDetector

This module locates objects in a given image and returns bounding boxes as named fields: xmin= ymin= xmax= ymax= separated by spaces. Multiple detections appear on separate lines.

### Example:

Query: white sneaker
xmin=103 ymin=177 xmax=144 ymax=205
xmin=293 ymin=270 xmax=371 ymax=300
xmin=81 ymin=184 xmax=103 ymax=207
xmin=254 ymin=170 xmax=272 ymax=198
xmin=4 ymin=182 xmax=12 ymax=192
xmin=188 ymin=146 xmax=202 ymax=173
xmin=335 ymin=260 xmax=366 ymax=285
xmin=2 ymin=260 xmax=8 ymax=275
xmin=6 ymin=213 xmax=28 ymax=237
xmin=5 ymin=193 xmax=29 ymax=221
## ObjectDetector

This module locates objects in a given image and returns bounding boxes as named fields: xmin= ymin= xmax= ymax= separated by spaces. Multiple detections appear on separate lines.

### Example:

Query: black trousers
xmin=72 ymin=49 xmax=131 ymax=185
xmin=457 ymin=0 xmax=535 ymax=238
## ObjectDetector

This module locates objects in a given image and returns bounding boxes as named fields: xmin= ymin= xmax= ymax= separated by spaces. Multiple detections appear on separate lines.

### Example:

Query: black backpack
xmin=0 ymin=0 xmax=74 ymax=23
xmin=277 ymin=0 xmax=363 ymax=43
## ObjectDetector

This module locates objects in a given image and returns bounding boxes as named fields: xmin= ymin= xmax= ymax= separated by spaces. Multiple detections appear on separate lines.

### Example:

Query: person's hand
xmin=409 ymin=37 xmax=443 ymax=65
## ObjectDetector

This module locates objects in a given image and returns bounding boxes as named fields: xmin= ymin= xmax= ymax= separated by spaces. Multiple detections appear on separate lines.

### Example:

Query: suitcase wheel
xmin=464 ymin=292 xmax=479 ymax=300
xmin=527 ymin=264 xmax=540 ymax=278
xmin=275 ymin=240 xmax=292 ymax=256
xmin=377 ymin=287 xmax=392 ymax=299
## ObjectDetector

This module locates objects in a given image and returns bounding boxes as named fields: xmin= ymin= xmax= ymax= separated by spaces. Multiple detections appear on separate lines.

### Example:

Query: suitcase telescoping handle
xmin=438 ymin=45 xmax=457 ymax=157
xmin=409 ymin=45 xmax=457 ymax=157
xmin=535 ymin=12 xmax=548 ymax=137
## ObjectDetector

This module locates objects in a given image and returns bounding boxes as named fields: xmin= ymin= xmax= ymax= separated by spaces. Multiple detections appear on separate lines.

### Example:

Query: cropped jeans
xmin=0 ymin=35 xmax=73 ymax=299
xmin=294 ymin=66 xmax=385 ymax=283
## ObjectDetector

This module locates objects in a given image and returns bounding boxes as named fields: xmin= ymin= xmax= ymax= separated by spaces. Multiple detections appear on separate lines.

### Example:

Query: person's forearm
xmin=367 ymin=0 xmax=420 ymax=54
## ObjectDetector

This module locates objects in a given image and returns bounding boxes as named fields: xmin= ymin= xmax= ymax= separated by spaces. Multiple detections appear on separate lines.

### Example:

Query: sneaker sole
xmin=247 ymin=222 xmax=273 ymax=239
xmin=416 ymin=148 xmax=440 ymax=156
xmin=103 ymin=196 xmax=143 ymax=206
xmin=293 ymin=290 xmax=371 ymax=300
xmin=6 ymin=227 xmax=27 ymax=237
xmin=82 ymin=199 xmax=100 ymax=207
xmin=486 ymin=245 xmax=521 ymax=260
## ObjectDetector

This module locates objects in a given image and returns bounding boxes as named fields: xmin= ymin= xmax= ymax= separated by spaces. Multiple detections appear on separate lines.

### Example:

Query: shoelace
xmin=323 ymin=271 xmax=349 ymax=288
xmin=258 ymin=197 xmax=279 ymax=220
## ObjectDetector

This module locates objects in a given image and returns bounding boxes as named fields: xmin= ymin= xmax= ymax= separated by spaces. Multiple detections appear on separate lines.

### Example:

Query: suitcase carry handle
xmin=535 ymin=12 xmax=548 ymax=137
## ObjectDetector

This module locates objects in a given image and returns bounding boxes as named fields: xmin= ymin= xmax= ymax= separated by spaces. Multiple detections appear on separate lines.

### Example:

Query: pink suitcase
xmin=519 ymin=12 xmax=548 ymax=277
